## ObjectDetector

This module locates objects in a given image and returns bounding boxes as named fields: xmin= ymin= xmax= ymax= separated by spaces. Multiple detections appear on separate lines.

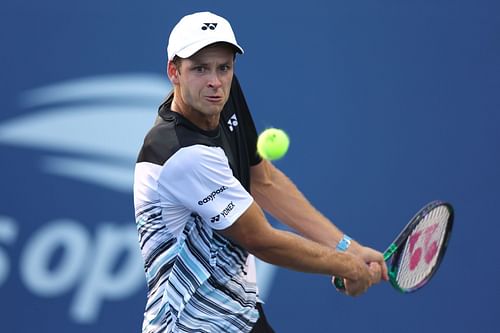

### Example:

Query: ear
xmin=167 ymin=60 xmax=180 ymax=84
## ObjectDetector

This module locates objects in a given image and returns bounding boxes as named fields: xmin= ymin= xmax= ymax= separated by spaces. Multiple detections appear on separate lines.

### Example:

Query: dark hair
xmin=171 ymin=55 xmax=182 ymax=69
xmin=171 ymin=42 xmax=238 ymax=68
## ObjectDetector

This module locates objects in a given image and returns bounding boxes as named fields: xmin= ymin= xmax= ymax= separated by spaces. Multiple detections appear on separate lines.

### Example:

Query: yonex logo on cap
xmin=210 ymin=215 xmax=220 ymax=223
xmin=201 ymin=23 xmax=218 ymax=31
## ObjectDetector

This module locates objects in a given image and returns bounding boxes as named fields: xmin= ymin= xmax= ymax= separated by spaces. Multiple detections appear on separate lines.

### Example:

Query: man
xmin=134 ymin=11 xmax=388 ymax=333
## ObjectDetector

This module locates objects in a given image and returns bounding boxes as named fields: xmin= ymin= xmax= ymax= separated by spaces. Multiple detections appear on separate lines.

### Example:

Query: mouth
xmin=205 ymin=95 xmax=223 ymax=103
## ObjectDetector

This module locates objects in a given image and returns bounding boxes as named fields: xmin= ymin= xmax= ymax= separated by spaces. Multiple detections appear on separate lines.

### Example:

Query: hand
xmin=339 ymin=254 xmax=373 ymax=297
xmin=333 ymin=244 xmax=388 ymax=296
xmin=351 ymin=245 xmax=389 ymax=282
xmin=336 ymin=261 xmax=382 ymax=297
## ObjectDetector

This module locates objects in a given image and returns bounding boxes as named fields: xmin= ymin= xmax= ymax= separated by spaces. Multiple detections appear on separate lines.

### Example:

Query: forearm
xmin=252 ymin=228 xmax=361 ymax=279
xmin=251 ymin=160 xmax=360 ymax=251
xmin=219 ymin=203 xmax=362 ymax=280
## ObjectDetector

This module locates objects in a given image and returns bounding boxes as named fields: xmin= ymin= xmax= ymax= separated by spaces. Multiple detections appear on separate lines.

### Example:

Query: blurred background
xmin=1 ymin=1 xmax=499 ymax=332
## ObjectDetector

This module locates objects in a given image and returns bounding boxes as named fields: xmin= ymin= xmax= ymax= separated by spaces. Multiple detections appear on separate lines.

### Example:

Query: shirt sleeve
xmin=159 ymin=144 xmax=254 ymax=230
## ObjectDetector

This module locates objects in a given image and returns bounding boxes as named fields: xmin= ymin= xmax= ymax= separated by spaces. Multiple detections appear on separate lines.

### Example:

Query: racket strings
xmin=396 ymin=205 xmax=450 ymax=290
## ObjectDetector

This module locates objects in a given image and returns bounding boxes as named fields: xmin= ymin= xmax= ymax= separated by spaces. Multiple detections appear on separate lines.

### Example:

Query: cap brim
xmin=174 ymin=39 xmax=244 ymax=60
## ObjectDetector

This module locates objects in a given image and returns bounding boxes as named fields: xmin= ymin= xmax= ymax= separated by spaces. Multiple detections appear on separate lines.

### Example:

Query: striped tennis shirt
xmin=134 ymin=77 xmax=262 ymax=332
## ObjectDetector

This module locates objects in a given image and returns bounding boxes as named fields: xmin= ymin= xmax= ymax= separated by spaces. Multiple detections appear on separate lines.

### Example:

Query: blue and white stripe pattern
xmin=136 ymin=204 xmax=258 ymax=332
xmin=134 ymin=144 xmax=259 ymax=332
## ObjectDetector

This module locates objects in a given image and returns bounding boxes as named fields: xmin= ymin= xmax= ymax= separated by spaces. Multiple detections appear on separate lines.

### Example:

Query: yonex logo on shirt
xmin=201 ymin=23 xmax=218 ymax=31
xmin=227 ymin=114 xmax=238 ymax=132
xmin=209 ymin=202 xmax=235 ymax=223
xmin=221 ymin=201 xmax=235 ymax=218
xmin=198 ymin=186 xmax=228 ymax=205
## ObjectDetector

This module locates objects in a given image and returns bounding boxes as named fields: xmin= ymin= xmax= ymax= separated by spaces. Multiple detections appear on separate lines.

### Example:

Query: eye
xmin=193 ymin=66 xmax=206 ymax=73
xmin=220 ymin=64 xmax=231 ymax=72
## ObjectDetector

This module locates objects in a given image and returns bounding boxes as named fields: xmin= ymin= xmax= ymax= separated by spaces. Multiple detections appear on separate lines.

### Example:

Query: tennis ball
xmin=257 ymin=128 xmax=290 ymax=161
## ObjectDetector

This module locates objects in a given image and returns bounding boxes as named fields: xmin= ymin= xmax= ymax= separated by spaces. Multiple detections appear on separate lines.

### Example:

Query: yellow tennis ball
xmin=257 ymin=128 xmax=290 ymax=161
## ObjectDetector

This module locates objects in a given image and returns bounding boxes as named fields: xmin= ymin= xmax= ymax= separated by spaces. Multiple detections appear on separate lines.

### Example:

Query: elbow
xmin=250 ymin=161 xmax=277 ymax=194
xmin=239 ymin=228 xmax=276 ymax=256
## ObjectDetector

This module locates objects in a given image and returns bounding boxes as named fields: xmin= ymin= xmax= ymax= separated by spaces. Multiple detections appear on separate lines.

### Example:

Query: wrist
xmin=346 ymin=240 xmax=362 ymax=256
xmin=336 ymin=234 xmax=362 ymax=254
xmin=335 ymin=234 xmax=352 ymax=252
xmin=337 ymin=251 xmax=363 ymax=281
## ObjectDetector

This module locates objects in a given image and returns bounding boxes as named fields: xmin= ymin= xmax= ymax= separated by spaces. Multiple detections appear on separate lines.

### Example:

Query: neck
xmin=171 ymin=93 xmax=220 ymax=131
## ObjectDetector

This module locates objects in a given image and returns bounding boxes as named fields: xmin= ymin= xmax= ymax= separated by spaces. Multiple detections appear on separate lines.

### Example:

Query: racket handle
xmin=333 ymin=276 xmax=346 ymax=290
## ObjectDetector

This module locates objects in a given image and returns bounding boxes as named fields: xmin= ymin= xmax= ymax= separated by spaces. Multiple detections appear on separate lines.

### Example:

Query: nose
xmin=207 ymin=72 xmax=222 ymax=89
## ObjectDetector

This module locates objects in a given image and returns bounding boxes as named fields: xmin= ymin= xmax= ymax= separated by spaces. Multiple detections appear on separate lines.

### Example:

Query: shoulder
xmin=137 ymin=118 xmax=179 ymax=165
xmin=165 ymin=145 xmax=229 ymax=177
xmin=137 ymin=112 xmax=221 ymax=166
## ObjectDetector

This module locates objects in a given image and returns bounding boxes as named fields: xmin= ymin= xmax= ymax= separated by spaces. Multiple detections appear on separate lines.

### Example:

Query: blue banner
xmin=1 ymin=1 xmax=498 ymax=332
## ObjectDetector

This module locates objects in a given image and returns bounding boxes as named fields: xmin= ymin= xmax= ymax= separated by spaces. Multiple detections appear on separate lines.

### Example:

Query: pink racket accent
xmin=406 ymin=222 xmax=443 ymax=271
xmin=408 ymin=231 xmax=421 ymax=254
xmin=425 ymin=241 xmax=438 ymax=264
xmin=422 ymin=223 xmax=439 ymax=264
xmin=409 ymin=248 xmax=422 ymax=270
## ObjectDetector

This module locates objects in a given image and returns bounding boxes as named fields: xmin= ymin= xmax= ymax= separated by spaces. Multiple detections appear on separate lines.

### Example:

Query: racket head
xmin=386 ymin=200 xmax=454 ymax=293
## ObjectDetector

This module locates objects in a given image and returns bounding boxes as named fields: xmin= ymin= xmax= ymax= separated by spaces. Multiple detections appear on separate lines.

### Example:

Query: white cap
xmin=167 ymin=11 xmax=244 ymax=61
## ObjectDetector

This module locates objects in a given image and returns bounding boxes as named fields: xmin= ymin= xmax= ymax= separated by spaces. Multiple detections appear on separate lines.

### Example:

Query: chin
xmin=204 ymin=104 xmax=224 ymax=114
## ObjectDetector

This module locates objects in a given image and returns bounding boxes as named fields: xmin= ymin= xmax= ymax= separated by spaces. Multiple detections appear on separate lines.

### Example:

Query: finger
xmin=369 ymin=250 xmax=388 ymax=281
xmin=343 ymin=277 xmax=364 ymax=297
xmin=344 ymin=280 xmax=365 ymax=297
xmin=364 ymin=248 xmax=385 ymax=263
xmin=381 ymin=261 xmax=389 ymax=281
xmin=368 ymin=262 xmax=382 ymax=284
xmin=372 ymin=258 xmax=389 ymax=281
xmin=370 ymin=261 xmax=389 ymax=281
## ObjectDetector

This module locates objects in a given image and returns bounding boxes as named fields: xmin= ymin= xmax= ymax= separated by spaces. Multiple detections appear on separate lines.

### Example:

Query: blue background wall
xmin=1 ymin=1 xmax=499 ymax=332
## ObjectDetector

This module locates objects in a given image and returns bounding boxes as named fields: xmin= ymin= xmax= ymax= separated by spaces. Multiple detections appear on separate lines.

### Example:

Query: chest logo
xmin=227 ymin=114 xmax=238 ymax=132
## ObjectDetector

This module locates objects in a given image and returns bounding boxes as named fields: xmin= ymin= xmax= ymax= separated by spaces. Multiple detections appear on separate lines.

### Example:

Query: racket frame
xmin=385 ymin=200 xmax=454 ymax=293
xmin=333 ymin=200 xmax=454 ymax=293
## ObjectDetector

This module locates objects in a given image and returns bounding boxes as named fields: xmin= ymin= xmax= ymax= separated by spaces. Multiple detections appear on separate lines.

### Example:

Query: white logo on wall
xmin=0 ymin=74 xmax=276 ymax=323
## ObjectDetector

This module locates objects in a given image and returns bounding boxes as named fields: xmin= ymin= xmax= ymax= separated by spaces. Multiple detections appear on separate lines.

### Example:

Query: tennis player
xmin=134 ymin=11 xmax=388 ymax=333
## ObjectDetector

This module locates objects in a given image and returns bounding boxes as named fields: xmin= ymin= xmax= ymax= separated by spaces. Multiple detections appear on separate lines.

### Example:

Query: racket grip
xmin=333 ymin=276 xmax=346 ymax=290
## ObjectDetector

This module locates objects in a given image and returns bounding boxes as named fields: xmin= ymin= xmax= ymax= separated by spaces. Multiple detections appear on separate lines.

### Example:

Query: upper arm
xmin=217 ymin=200 xmax=276 ymax=252
xmin=249 ymin=159 xmax=282 ymax=210
xmin=160 ymin=145 xmax=254 ymax=230
xmin=250 ymin=159 xmax=274 ymax=191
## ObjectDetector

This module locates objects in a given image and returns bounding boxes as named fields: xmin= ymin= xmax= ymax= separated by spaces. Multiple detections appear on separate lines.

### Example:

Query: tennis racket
xmin=334 ymin=200 xmax=454 ymax=293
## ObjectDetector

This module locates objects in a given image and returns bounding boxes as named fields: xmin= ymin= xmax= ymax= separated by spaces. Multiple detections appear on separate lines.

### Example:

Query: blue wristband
xmin=336 ymin=234 xmax=352 ymax=252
